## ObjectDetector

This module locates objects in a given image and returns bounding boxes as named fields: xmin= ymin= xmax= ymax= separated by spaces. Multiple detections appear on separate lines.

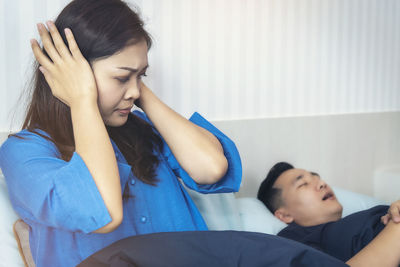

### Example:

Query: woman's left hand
xmin=133 ymin=81 xmax=148 ymax=109
xmin=136 ymin=81 xmax=228 ymax=184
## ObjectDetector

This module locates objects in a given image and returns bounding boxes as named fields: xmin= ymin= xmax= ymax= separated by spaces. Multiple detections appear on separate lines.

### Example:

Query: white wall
xmin=1 ymin=0 xmax=399 ymax=132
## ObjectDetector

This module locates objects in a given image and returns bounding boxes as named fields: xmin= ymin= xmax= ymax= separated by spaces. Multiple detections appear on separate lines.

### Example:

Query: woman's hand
xmin=31 ymin=21 xmax=98 ymax=107
xmin=134 ymin=80 xmax=150 ymax=108
xmin=137 ymin=81 xmax=228 ymax=184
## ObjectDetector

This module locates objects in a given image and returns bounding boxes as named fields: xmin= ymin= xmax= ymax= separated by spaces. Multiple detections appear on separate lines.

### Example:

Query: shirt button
xmin=130 ymin=179 xmax=136 ymax=185
xmin=140 ymin=216 xmax=147 ymax=223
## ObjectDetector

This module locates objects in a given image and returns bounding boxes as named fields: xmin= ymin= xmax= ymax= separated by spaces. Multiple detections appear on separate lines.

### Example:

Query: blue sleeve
xmin=133 ymin=111 xmax=242 ymax=194
xmin=0 ymin=131 xmax=112 ymax=234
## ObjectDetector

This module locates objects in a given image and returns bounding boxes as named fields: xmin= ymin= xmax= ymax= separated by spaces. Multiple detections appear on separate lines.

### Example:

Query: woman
xmin=0 ymin=0 xmax=241 ymax=266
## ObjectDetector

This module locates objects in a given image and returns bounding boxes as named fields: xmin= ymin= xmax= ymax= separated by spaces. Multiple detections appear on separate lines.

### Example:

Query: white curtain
xmin=1 ymin=0 xmax=399 ymax=131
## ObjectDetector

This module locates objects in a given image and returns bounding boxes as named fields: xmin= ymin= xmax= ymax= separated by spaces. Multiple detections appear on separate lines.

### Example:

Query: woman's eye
xmin=138 ymin=72 xmax=147 ymax=79
xmin=116 ymin=77 xmax=130 ymax=83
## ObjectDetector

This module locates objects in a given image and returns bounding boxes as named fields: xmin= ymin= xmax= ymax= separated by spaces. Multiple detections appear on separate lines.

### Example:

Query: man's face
xmin=273 ymin=168 xmax=343 ymax=226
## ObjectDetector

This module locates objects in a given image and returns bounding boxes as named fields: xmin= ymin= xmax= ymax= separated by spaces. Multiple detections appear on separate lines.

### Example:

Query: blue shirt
xmin=278 ymin=205 xmax=388 ymax=262
xmin=0 ymin=111 xmax=242 ymax=267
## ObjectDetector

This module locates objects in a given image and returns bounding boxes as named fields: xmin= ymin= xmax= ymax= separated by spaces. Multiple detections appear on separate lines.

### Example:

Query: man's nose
xmin=317 ymin=179 xmax=327 ymax=190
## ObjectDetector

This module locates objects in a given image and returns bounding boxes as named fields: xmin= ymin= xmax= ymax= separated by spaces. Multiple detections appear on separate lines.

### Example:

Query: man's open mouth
xmin=322 ymin=192 xmax=334 ymax=201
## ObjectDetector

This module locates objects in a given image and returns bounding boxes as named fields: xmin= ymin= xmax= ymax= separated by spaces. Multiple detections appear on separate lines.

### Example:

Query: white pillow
xmin=184 ymin=185 xmax=243 ymax=231
xmin=235 ymin=187 xmax=387 ymax=235
xmin=0 ymin=172 xmax=25 ymax=267
xmin=332 ymin=186 xmax=388 ymax=217
xmin=237 ymin=197 xmax=287 ymax=235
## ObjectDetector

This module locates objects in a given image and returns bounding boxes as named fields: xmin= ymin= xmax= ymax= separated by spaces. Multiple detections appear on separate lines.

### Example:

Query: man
xmin=258 ymin=162 xmax=400 ymax=267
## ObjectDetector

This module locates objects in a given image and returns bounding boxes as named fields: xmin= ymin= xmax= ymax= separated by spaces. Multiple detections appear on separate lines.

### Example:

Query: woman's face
xmin=91 ymin=40 xmax=149 ymax=127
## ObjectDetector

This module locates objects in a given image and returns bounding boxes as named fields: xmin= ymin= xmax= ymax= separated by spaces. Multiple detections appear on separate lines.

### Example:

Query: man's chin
xmin=336 ymin=204 xmax=344 ymax=219
xmin=299 ymin=210 xmax=342 ymax=226
xmin=327 ymin=204 xmax=343 ymax=222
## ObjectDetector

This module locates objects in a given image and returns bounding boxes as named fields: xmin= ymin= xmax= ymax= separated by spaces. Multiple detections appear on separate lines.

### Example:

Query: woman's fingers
xmin=64 ymin=28 xmax=83 ymax=59
xmin=34 ymin=22 xmax=84 ymax=64
xmin=45 ymin=21 xmax=71 ymax=59
xmin=30 ymin=22 xmax=97 ymax=107
xmin=38 ymin=66 xmax=52 ymax=84
xmin=37 ymin=23 xmax=61 ymax=63
xmin=30 ymin=39 xmax=52 ymax=69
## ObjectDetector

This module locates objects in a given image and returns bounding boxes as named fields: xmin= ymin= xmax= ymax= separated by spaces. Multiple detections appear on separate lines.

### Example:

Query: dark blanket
xmin=78 ymin=230 xmax=348 ymax=267
xmin=278 ymin=205 xmax=388 ymax=262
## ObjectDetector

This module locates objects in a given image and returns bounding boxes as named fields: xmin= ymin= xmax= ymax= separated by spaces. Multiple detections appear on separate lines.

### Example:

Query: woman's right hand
xmin=31 ymin=21 xmax=98 ymax=108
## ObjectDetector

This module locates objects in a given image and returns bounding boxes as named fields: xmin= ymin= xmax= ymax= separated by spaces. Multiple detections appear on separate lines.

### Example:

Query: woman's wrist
xmin=138 ymin=83 xmax=158 ymax=113
xmin=69 ymin=96 xmax=99 ymax=113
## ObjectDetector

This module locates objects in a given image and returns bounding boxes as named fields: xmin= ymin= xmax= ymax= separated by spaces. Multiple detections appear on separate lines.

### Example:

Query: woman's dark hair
xmin=19 ymin=0 xmax=163 ymax=196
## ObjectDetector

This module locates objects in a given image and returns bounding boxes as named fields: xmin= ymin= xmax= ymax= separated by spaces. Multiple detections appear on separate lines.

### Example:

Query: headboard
xmin=212 ymin=111 xmax=400 ymax=199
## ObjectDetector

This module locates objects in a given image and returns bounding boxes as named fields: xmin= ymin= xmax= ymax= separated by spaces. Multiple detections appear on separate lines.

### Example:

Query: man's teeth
xmin=323 ymin=193 xmax=332 ymax=200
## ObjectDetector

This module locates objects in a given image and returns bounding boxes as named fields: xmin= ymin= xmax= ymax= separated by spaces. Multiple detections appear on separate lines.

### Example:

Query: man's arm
xmin=347 ymin=209 xmax=400 ymax=267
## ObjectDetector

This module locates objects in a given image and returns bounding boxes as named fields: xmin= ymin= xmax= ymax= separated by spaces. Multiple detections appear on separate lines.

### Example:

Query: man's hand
xmin=381 ymin=200 xmax=400 ymax=225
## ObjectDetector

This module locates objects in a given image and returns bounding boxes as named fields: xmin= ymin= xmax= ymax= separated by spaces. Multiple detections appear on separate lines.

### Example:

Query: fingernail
xmin=30 ymin=39 xmax=35 ymax=45
xmin=64 ymin=28 xmax=71 ymax=36
xmin=36 ymin=23 xmax=41 ymax=31
xmin=46 ymin=20 xmax=54 ymax=29
xmin=39 ymin=66 xmax=45 ymax=73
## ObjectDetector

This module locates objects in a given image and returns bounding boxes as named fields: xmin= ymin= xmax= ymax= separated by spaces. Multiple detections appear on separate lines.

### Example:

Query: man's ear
xmin=274 ymin=208 xmax=294 ymax=224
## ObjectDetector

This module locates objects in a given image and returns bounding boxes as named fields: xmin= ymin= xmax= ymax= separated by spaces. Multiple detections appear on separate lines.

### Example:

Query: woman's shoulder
xmin=4 ymin=128 xmax=50 ymax=143
xmin=1 ymin=128 xmax=57 ymax=156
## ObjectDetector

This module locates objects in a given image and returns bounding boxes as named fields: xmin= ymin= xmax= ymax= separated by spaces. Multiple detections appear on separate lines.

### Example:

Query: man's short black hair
xmin=257 ymin=162 xmax=294 ymax=213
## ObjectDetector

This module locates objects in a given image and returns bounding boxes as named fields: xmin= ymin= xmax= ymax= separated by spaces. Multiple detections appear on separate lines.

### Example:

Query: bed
xmin=1 ymin=112 xmax=396 ymax=266
xmin=0 ymin=171 xmax=386 ymax=267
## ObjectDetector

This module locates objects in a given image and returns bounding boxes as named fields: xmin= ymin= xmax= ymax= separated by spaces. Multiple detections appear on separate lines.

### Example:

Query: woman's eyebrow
xmin=117 ymin=65 xmax=149 ymax=73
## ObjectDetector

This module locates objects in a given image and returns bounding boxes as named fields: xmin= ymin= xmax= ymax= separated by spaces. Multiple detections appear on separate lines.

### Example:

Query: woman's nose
xmin=125 ymin=82 xmax=140 ymax=100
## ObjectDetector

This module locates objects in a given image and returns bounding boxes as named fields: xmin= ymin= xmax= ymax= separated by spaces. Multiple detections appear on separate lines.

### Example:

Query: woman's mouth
xmin=117 ymin=108 xmax=131 ymax=116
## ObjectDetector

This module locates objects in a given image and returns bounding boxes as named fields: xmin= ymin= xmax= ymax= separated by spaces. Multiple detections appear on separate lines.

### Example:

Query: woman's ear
xmin=274 ymin=208 xmax=294 ymax=224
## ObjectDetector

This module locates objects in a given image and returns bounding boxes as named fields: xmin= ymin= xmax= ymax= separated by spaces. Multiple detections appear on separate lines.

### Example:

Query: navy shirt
xmin=278 ymin=205 xmax=388 ymax=261
xmin=0 ymin=111 xmax=242 ymax=267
